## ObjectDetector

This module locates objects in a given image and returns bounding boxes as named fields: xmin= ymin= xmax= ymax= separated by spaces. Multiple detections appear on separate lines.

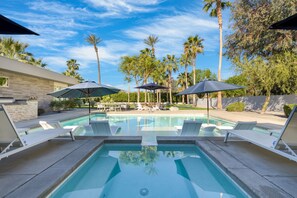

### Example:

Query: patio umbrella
xmin=135 ymin=83 xmax=168 ymax=104
xmin=48 ymin=81 xmax=120 ymax=121
xmin=0 ymin=14 xmax=39 ymax=35
xmin=177 ymin=79 xmax=244 ymax=124
xmin=269 ymin=13 xmax=297 ymax=30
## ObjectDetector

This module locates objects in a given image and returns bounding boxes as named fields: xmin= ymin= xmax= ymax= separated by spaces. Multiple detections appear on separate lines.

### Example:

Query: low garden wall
xmin=4 ymin=100 xmax=38 ymax=122
xmin=196 ymin=94 xmax=297 ymax=112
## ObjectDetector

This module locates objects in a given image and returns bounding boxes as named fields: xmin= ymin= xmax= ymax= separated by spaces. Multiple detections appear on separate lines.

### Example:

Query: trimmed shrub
xmin=283 ymin=104 xmax=297 ymax=118
xmin=50 ymin=100 xmax=63 ymax=112
xmin=226 ymin=102 xmax=245 ymax=112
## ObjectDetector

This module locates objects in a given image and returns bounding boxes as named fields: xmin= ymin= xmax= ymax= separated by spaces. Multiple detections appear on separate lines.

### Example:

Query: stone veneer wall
xmin=5 ymin=100 xmax=38 ymax=122
xmin=0 ymin=69 xmax=65 ymax=111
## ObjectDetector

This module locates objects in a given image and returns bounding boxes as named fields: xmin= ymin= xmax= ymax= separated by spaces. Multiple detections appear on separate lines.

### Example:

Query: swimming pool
xmin=61 ymin=114 xmax=236 ymax=136
xmin=49 ymin=144 xmax=249 ymax=198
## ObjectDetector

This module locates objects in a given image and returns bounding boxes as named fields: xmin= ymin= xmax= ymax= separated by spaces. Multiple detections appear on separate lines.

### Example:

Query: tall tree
xmin=119 ymin=55 xmax=143 ymax=102
xmin=63 ymin=59 xmax=84 ymax=82
xmin=0 ymin=37 xmax=46 ymax=67
xmin=203 ymin=0 xmax=232 ymax=110
xmin=225 ymin=0 xmax=297 ymax=113
xmin=144 ymin=35 xmax=159 ymax=57
xmin=86 ymin=34 xmax=102 ymax=84
xmin=177 ymin=72 xmax=188 ymax=103
xmin=225 ymin=0 xmax=297 ymax=59
xmin=180 ymin=53 xmax=191 ymax=104
xmin=163 ymin=54 xmax=178 ymax=104
xmin=184 ymin=35 xmax=204 ymax=105
xmin=139 ymin=48 xmax=157 ymax=102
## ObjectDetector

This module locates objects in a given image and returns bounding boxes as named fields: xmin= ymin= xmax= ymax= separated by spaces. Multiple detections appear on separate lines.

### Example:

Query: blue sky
xmin=1 ymin=0 xmax=234 ymax=90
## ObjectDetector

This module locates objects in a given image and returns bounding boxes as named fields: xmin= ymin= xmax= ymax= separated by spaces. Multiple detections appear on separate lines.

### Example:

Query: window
xmin=0 ymin=77 xmax=8 ymax=87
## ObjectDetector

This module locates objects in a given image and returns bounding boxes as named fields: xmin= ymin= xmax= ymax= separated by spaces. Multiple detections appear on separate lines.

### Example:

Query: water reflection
xmin=119 ymin=146 xmax=159 ymax=175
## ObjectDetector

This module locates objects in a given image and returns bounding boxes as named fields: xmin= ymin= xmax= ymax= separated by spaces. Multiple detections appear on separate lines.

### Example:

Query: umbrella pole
xmin=88 ymin=97 xmax=91 ymax=124
xmin=207 ymin=93 xmax=209 ymax=124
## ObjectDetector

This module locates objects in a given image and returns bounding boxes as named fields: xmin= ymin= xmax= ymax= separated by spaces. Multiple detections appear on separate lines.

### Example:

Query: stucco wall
xmin=5 ymin=100 xmax=38 ymax=122
xmin=196 ymin=94 xmax=297 ymax=112
xmin=0 ymin=69 xmax=67 ymax=110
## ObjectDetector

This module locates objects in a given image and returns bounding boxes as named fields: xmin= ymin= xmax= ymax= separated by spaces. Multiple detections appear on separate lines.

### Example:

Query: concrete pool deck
xmin=0 ymin=136 xmax=296 ymax=198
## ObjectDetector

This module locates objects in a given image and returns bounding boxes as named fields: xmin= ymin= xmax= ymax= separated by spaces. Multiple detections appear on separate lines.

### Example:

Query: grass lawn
xmin=169 ymin=104 xmax=207 ymax=110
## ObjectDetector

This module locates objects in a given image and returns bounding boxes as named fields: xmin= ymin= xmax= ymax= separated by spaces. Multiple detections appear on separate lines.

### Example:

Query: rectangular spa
xmin=49 ymin=144 xmax=249 ymax=198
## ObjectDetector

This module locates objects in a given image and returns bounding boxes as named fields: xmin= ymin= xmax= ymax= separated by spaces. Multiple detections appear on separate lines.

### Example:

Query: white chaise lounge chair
xmin=90 ymin=120 xmax=120 ymax=136
xmin=0 ymin=104 xmax=75 ymax=160
xmin=217 ymin=121 xmax=257 ymax=131
xmin=179 ymin=120 xmax=202 ymax=136
xmin=39 ymin=121 xmax=78 ymax=133
xmin=224 ymin=107 xmax=297 ymax=162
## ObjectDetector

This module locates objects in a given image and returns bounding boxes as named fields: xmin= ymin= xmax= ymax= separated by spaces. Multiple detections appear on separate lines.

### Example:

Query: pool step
xmin=141 ymin=134 xmax=158 ymax=146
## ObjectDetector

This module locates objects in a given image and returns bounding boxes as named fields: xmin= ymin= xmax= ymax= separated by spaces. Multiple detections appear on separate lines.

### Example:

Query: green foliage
xmin=63 ymin=59 xmax=84 ymax=82
xmin=49 ymin=100 xmax=63 ymax=111
xmin=283 ymin=104 xmax=297 ymax=118
xmin=224 ymin=75 xmax=246 ymax=97
xmin=225 ymin=0 xmax=297 ymax=59
xmin=63 ymin=99 xmax=77 ymax=109
xmin=226 ymin=102 xmax=245 ymax=112
xmin=0 ymin=37 xmax=46 ymax=67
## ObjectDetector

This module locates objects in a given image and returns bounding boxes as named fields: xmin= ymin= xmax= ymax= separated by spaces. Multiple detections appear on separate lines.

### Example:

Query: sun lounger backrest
xmin=90 ymin=120 xmax=112 ymax=136
xmin=234 ymin=121 xmax=257 ymax=130
xmin=181 ymin=120 xmax=202 ymax=136
xmin=274 ymin=106 xmax=297 ymax=148
xmin=0 ymin=105 xmax=24 ymax=145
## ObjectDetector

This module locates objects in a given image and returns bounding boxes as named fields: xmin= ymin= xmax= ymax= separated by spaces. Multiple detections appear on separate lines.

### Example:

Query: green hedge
xmin=283 ymin=104 xmax=297 ymax=118
xmin=226 ymin=102 xmax=245 ymax=112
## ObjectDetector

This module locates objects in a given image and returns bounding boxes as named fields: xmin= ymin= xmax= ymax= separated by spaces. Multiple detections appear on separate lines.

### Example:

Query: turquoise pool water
xmin=50 ymin=144 xmax=249 ymax=198
xmin=61 ymin=114 xmax=236 ymax=136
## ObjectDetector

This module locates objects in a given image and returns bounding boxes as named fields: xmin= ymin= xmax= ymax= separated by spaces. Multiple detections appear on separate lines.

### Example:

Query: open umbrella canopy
xmin=177 ymin=79 xmax=244 ymax=124
xmin=135 ymin=83 xmax=168 ymax=91
xmin=0 ymin=14 xmax=39 ymax=35
xmin=269 ymin=13 xmax=297 ymax=30
xmin=177 ymin=79 xmax=244 ymax=96
xmin=48 ymin=81 xmax=120 ymax=98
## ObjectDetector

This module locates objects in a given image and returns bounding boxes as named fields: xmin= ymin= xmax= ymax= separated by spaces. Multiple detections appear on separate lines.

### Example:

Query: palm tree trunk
xmin=192 ymin=59 xmax=196 ymax=106
xmin=94 ymin=46 xmax=101 ymax=84
xmin=128 ymin=83 xmax=130 ymax=103
xmin=185 ymin=64 xmax=189 ymax=104
xmin=169 ymin=72 xmax=172 ymax=104
xmin=217 ymin=1 xmax=223 ymax=110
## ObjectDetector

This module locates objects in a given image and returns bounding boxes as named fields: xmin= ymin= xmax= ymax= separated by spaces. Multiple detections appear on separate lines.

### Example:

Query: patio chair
xmin=216 ymin=121 xmax=257 ymax=131
xmin=224 ymin=107 xmax=297 ymax=162
xmin=136 ymin=103 xmax=145 ymax=111
xmin=39 ymin=121 xmax=79 ymax=133
xmin=179 ymin=120 xmax=202 ymax=136
xmin=90 ymin=120 xmax=120 ymax=136
xmin=0 ymin=104 xmax=75 ymax=160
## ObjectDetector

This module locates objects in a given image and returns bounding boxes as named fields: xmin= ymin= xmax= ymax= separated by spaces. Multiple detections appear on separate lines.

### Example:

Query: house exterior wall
xmin=5 ymin=100 xmax=38 ymax=122
xmin=0 ymin=69 xmax=68 ymax=111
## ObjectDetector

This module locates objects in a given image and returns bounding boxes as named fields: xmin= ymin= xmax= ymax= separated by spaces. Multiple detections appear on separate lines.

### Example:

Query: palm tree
xmin=203 ymin=0 xmax=231 ymax=109
xmin=144 ymin=35 xmax=159 ymax=57
xmin=63 ymin=59 xmax=84 ymax=82
xmin=177 ymin=73 xmax=187 ymax=103
xmin=180 ymin=53 xmax=191 ymax=104
xmin=0 ymin=37 xmax=32 ymax=61
xmin=86 ymin=34 xmax=102 ymax=84
xmin=163 ymin=54 xmax=178 ymax=104
xmin=184 ymin=35 xmax=204 ymax=105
